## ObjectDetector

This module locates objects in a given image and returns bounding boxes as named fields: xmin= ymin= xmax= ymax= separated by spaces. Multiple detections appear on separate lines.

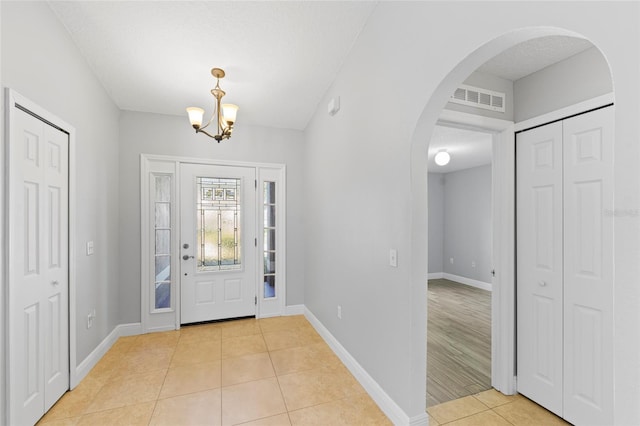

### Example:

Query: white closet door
xmin=9 ymin=107 xmax=69 ymax=425
xmin=516 ymin=121 xmax=564 ymax=416
xmin=562 ymin=107 xmax=614 ymax=426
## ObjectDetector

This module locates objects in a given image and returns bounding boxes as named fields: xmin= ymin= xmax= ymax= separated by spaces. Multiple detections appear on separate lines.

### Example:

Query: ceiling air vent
xmin=449 ymin=84 xmax=506 ymax=113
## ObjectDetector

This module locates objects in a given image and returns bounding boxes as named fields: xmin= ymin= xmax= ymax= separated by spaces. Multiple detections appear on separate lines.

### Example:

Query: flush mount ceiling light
xmin=434 ymin=150 xmax=451 ymax=166
xmin=186 ymin=68 xmax=239 ymax=143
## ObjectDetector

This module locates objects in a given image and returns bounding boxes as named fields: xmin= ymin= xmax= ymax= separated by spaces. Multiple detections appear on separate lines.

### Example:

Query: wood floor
xmin=427 ymin=278 xmax=491 ymax=407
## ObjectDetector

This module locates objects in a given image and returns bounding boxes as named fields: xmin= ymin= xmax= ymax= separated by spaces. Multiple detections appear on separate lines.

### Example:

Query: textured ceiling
xmin=477 ymin=35 xmax=593 ymax=81
xmin=48 ymin=1 xmax=376 ymax=131
xmin=428 ymin=125 xmax=493 ymax=173
xmin=48 ymin=3 xmax=595 ymax=131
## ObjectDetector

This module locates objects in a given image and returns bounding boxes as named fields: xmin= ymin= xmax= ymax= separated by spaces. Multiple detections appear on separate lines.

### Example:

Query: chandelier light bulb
xmin=222 ymin=104 xmax=239 ymax=125
xmin=186 ymin=107 xmax=205 ymax=129
xmin=435 ymin=150 xmax=450 ymax=166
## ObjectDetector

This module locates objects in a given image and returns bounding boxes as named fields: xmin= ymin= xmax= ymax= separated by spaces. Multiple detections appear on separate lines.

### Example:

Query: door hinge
xmin=255 ymin=238 xmax=257 ymax=247
xmin=255 ymin=296 xmax=257 ymax=305
xmin=491 ymin=269 xmax=496 ymax=277
xmin=255 ymin=179 xmax=257 ymax=189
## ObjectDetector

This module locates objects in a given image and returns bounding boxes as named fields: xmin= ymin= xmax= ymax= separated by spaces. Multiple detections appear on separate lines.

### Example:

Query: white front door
xmin=516 ymin=121 xmax=564 ymax=416
xmin=9 ymin=107 xmax=69 ymax=425
xmin=180 ymin=163 xmax=257 ymax=324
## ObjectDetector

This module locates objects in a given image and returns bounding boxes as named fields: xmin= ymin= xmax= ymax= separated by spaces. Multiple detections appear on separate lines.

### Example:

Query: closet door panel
xmin=516 ymin=121 xmax=564 ymax=416
xmin=562 ymin=107 xmax=614 ymax=426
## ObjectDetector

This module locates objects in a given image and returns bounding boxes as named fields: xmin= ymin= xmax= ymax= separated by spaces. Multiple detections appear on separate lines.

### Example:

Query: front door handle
xmin=182 ymin=255 xmax=194 ymax=261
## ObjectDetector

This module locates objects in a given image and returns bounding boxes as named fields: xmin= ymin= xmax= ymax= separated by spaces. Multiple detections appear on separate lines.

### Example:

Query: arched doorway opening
xmin=411 ymin=27 xmax=615 ymax=424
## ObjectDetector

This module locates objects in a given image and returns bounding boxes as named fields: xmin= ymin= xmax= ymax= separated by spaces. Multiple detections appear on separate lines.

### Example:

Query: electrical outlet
xmin=337 ymin=305 xmax=342 ymax=319
xmin=87 ymin=240 xmax=94 ymax=256
xmin=450 ymin=257 xmax=454 ymax=264
xmin=472 ymin=261 xmax=476 ymax=268
xmin=87 ymin=309 xmax=96 ymax=329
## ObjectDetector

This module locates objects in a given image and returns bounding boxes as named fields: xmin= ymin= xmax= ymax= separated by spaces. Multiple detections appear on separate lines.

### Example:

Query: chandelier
xmin=186 ymin=68 xmax=239 ymax=142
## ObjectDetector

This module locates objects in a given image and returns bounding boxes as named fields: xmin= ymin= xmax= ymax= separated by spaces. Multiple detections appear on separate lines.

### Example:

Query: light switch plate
xmin=389 ymin=249 xmax=398 ymax=267
xmin=87 ymin=241 xmax=94 ymax=256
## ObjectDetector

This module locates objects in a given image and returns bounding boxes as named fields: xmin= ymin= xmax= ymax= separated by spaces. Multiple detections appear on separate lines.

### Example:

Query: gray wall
xmin=118 ymin=111 xmax=306 ymax=323
xmin=303 ymin=2 xmax=640 ymax=418
xmin=514 ymin=47 xmax=613 ymax=122
xmin=442 ymin=165 xmax=493 ymax=283
xmin=1 ymin=2 xmax=639 ymax=423
xmin=445 ymin=70 xmax=515 ymax=122
xmin=428 ymin=173 xmax=444 ymax=273
xmin=1 ymin=1 xmax=121 ymax=363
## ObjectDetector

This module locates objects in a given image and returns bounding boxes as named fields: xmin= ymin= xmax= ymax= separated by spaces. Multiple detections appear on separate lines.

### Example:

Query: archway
xmin=409 ymin=26 xmax=614 ymax=420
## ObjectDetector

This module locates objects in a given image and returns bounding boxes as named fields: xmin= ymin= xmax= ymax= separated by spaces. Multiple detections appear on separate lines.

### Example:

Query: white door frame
xmin=3 ymin=89 xmax=79 ymax=421
xmin=437 ymin=109 xmax=516 ymax=394
xmin=140 ymin=154 xmax=286 ymax=333
xmin=434 ymin=92 xmax=616 ymax=397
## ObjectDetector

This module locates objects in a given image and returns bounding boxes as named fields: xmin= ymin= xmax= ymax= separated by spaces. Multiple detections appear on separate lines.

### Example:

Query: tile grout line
xmin=471 ymin=394 xmax=518 ymax=426
xmin=232 ymin=319 xmax=293 ymax=425
xmin=263 ymin=321 xmax=360 ymax=424
xmin=429 ymin=394 xmax=491 ymax=425
xmin=147 ymin=367 xmax=170 ymax=424
xmin=491 ymin=405 xmax=518 ymax=426
xmin=146 ymin=399 xmax=160 ymax=426
xmin=264 ymin=325 xmax=294 ymax=422
xmin=438 ymin=407 xmax=493 ymax=425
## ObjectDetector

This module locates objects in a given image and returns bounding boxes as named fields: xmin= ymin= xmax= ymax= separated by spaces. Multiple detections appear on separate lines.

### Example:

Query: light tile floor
xmin=427 ymin=389 xmax=571 ymax=426
xmin=37 ymin=315 xmax=391 ymax=426
xmin=37 ymin=314 xmax=570 ymax=426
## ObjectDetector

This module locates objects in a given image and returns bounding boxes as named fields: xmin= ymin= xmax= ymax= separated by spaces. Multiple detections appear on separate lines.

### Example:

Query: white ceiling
xmin=47 ymin=1 xmax=376 ymax=131
xmin=428 ymin=125 xmax=493 ymax=174
xmin=477 ymin=35 xmax=593 ymax=81
xmin=47 ymin=3 xmax=595 ymax=133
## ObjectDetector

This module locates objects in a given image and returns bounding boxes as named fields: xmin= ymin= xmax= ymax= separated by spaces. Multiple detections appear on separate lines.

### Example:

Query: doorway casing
xmin=436 ymin=109 xmax=516 ymax=394
xmin=411 ymin=27 xmax=615 ymax=416
xmin=140 ymin=154 xmax=287 ymax=333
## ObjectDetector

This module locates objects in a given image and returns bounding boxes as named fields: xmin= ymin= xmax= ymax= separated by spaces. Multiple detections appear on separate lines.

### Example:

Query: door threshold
xmin=180 ymin=315 xmax=256 ymax=327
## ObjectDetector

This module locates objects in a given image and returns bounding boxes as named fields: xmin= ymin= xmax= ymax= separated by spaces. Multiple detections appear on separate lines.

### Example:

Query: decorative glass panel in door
xmin=196 ymin=177 xmax=242 ymax=271
xmin=263 ymin=181 xmax=276 ymax=298
xmin=154 ymin=174 xmax=172 ymax=310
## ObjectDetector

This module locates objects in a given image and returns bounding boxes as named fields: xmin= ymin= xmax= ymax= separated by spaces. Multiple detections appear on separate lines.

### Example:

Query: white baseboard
xmin=71 ymin=322 xmax=142 ymax=388
xmin=427 ymin=272 xmax=444 ymax=280
xmin=410 ymin=413 xmax=429 ymax=426
xmin=284 ymin=304 xmax=305 ymax=315
xmin=119 ymin=322 xmax=143 ymax=336
xmin=443 ymin=273 xmax=492 ymax=291
xmin=304 ymin=308 xmax=424 ymax=426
